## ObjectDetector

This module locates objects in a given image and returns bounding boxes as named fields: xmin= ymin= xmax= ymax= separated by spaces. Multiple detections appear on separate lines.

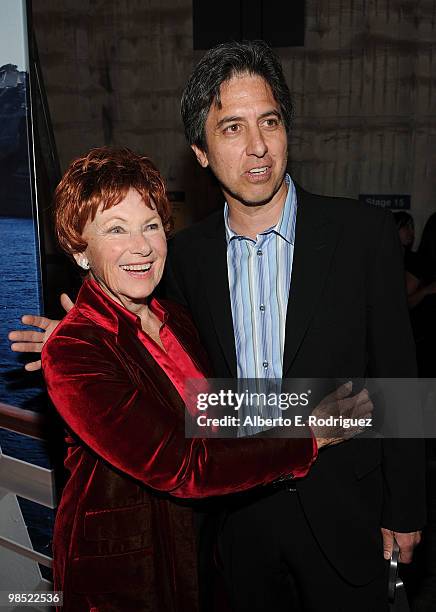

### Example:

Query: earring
xmin=79 ymin=258 xmax=90 ymax=270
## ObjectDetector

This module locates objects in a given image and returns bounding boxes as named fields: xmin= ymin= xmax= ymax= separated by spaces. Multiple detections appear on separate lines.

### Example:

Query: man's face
xmin=192 ymin=74 xmax=288 ymax=210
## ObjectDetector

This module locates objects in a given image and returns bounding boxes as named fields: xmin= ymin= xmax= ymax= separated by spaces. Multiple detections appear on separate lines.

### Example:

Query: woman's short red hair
xmin=54 ymin=147 xmax=172 ymax=255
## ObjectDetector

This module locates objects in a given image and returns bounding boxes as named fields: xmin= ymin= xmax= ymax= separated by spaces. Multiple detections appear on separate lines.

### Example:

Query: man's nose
xmin=246 ymin=126 xmax=268 ymax=157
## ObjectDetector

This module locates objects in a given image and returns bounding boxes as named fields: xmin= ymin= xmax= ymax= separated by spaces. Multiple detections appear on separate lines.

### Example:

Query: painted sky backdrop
xmin=0 ymin=0 xmax=28 ymax=70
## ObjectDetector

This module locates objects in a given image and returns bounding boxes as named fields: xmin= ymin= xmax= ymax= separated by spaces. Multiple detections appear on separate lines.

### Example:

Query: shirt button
xmin=263 ymin=361 xmax=268 ymax=369
xmin=260 ymin=304 xmax=265 ymax=312
xmin=257 ymin=249 xmax=263 ymax=256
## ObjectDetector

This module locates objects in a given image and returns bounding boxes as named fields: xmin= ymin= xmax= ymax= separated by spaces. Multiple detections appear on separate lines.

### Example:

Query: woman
xmin=393 ymin=212 xmax=436 ymax=312
xmin=26 ymin=147 xmax=368 ymax=611
xmin=409 ymin=212 xmax=436 ymax=375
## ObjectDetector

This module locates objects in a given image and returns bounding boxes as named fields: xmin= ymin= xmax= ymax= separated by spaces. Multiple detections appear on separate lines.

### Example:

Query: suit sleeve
xmin=42 ymin=329 xmax=316 ymax=499
xmin=366 ymin=210 xmax=426 ymax=531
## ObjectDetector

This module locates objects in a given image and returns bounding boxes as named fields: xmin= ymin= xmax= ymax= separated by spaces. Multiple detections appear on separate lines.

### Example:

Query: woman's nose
xmin=129 ymin=232 xmax=152 ymax=255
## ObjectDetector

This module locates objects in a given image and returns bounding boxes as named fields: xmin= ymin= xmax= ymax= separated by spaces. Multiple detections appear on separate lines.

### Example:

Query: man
xmin=11 ymin=41 xmax=425 ymax=611
xmin=165 ymin=41 xmax=425 ymax=611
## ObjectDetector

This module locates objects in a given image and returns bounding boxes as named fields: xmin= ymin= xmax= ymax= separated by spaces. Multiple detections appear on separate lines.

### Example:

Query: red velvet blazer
xmin=42 ymin=279 xmax=315 ymax=611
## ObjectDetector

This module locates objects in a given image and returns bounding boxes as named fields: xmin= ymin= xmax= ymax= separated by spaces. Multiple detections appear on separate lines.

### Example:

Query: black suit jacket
xmin=163 ymin=184 xmax=426 ymax=584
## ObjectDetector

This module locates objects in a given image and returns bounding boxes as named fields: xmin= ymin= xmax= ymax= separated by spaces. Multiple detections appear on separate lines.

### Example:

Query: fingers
xmin=396 ymin=531 xmax=421 ymax=564
xmin=381 ymin=528 xmax=394 ymax=560
xmin=317 ymin=437 xmax=342 ymax=449
xmin=10 ymin=341 xmax=43 ymax=353
xmin=9 ymin=330 xmax=46 ymax=344
xmin=353 ymin=388 xmax=370 ymax=406
xmin=345 ymin=391 xmax=372 ymax=419
xmin=336 ymin=389 xmax=370 ymax=417
xmin=381 ymin=529 xmax=421 ymax=564
xmin=24 ymin=359 xmax=42 ymax=372
xmin=60 ymin=293 xmax=74 ymax=313
xmin=398 ymin=545 xmax=414 ymax=564
xmin=8 ymin=310 xmax=62 ymax=373
xmin=341 ymin=395 xmax=373 ymax=440
xmin=350 ymin=399 xmax=373 ymax=420
xmin=312 ymin=386 xmax=373 ymax=441
xmin=324 ymin=381 xmax=353 ymax=403
xmin=21 ymin=314 xmax=52 ymax=329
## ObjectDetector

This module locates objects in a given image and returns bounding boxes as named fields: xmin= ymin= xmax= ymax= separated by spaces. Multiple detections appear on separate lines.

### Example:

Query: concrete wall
xmin=32 ymin=0 xmax=436 ymax=236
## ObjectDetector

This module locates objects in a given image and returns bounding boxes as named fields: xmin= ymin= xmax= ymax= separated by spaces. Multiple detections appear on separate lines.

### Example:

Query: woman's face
xmin=75 ymin=188 xmax=167 ymax=310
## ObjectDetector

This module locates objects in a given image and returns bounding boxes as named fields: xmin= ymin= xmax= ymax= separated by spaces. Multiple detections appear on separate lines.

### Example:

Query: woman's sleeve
xmin=42 ymin=329 xmax=317 ymax=499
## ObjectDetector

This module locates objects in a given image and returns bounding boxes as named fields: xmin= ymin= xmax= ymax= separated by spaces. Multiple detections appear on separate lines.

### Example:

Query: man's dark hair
xmin=181 ymin=40 xmax=293 ymax=149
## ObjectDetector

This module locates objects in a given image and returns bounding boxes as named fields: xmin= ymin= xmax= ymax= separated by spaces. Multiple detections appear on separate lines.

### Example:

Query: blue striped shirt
xmin=225 ymin=175 xmax=297 ymax=434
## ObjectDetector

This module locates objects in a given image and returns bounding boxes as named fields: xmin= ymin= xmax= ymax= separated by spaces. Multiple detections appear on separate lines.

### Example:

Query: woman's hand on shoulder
xmin=311 ymin=382 xmax=373 ymax=449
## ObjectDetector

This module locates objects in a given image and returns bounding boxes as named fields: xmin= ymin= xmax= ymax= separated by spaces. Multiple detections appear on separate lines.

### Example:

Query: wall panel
xmin=32 ymin=0 xmax=436 ymax=233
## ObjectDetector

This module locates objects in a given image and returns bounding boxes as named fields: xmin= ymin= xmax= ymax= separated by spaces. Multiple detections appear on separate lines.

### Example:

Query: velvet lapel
xmin=76 ymin=279 xmax=186 ymax=411
xmin=76 ymin=279 xmax=207 ymax=408
xmin=116 ymin=319 xmax=186 ymax=412
xmin=282 ymin=186 xmax=342 ymax=377
xmin=196 ymin=212 xmax=237 ymax=378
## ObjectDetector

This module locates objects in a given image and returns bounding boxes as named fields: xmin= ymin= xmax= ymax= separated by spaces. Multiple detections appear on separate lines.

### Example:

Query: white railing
xmin=0 ymin=402 xmax=57 ymax=571
xmin=0 ymin=535 xmax=52 ymax=568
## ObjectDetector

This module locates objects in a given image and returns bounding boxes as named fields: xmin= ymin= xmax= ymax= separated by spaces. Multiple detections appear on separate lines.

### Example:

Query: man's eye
xmin=263 ymin=117 xmax=279 ymax=128
xmin=224 ymin=124 xmax=240 ymax=134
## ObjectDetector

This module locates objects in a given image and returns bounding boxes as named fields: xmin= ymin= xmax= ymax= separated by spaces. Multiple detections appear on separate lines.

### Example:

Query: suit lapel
xmin=184 ymin=188 xmax=341 ymax=380
xmin=282 ymin=187 xmax=342 ymax=376
xmin=197 ymin=214 xmax=237 ymax=377
xmin=162 ymin=304 xmax=212 ymax=377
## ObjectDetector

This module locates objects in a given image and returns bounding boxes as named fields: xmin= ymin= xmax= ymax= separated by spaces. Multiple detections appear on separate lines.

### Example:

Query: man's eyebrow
xmin=215 ymin=115 xmax=243 ymax=129
xmin=215 ymin=109 xmax=282 ymax=130
xmin=259 ymin=109 xmax=282 ymax=120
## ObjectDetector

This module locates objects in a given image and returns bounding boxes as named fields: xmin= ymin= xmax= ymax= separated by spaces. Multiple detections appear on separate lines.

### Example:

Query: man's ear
xmin=191 ymin=144 xmax=209 ymax=168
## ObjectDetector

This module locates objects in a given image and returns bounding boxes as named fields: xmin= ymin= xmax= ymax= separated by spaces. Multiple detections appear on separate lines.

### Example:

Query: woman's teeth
xmin=120 ymin=264 xmax=152 ymax=272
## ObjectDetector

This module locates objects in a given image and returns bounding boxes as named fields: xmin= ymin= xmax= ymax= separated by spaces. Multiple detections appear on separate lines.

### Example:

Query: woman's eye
xmin=145 ymin=223 xmax=159 ymax=231
xmin=109 ymin=226 xmax=125 ymax=234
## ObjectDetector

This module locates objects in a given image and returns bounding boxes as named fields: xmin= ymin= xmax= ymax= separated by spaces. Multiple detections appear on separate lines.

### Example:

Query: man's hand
xmin=381 ymin=527 xmax=421 ymax=564
xmin=8 ymin=293 xmax=74 ymax=372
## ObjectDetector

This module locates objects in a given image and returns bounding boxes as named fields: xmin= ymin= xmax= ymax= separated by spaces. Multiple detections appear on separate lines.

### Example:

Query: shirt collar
xmin=76 ymin=278 xmax=168 ymax=336
xmin=224 ymin=174 xmax=297 ymax=245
